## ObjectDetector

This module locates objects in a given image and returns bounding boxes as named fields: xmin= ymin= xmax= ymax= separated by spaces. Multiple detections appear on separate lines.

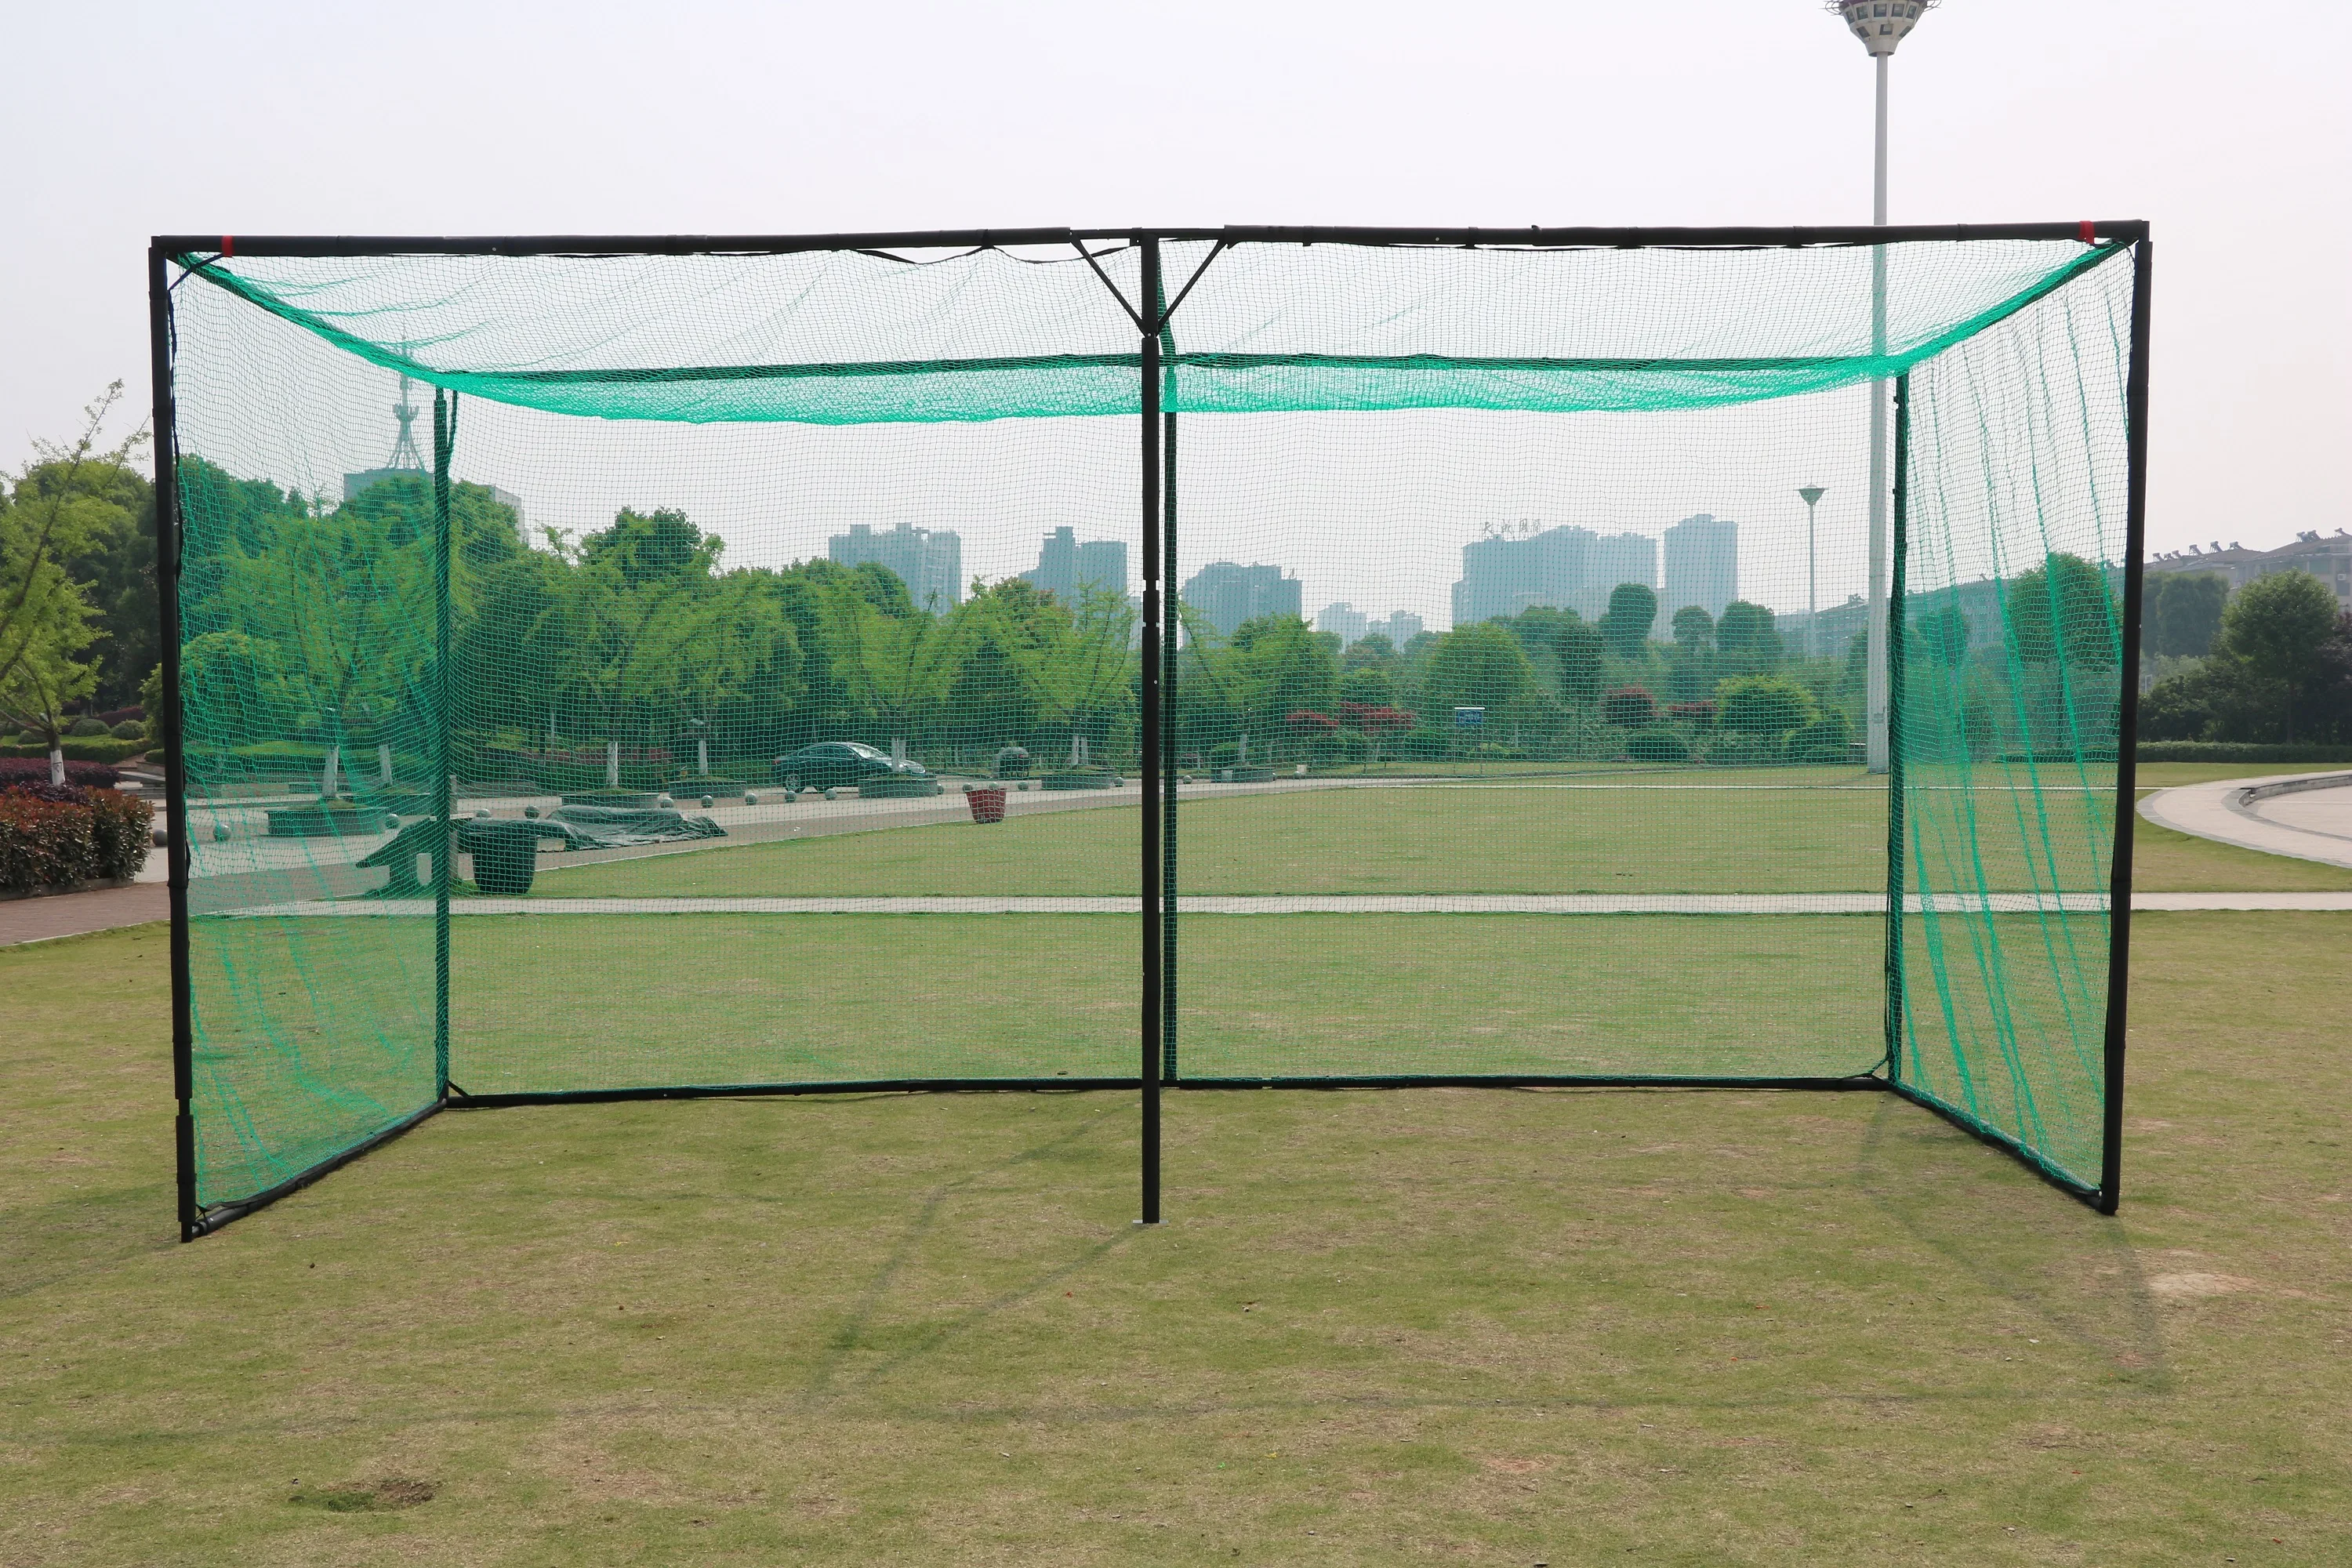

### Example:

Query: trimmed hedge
xmin=2136 ymin=742 xmax=2352 ymax=765
xmin=0 ymin=737 xmax=148 ymax=764
xmin=0 ymin=785 xmax=153 ymax=893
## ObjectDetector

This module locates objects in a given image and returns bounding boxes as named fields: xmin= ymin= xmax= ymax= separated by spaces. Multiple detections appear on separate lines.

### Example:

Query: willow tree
xmin=989 ymin=583 xmax=1135 ymax=770
xmin=825 ymin=580 xmax=976 ymax=764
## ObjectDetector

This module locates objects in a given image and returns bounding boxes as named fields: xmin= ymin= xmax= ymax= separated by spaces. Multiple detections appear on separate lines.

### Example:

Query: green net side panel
xmin=165 ymin=235 xmax=2137 ymax=1213
xmin=171 ymin=299 xmax=446 ymax=1207
xmin=1896 ymin=256 xmax=2134 ymax=1189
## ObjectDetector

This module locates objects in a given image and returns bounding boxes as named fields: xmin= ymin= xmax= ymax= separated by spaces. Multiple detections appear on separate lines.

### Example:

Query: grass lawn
xmin=433 ymin=913 xmax=1887 ymax=1098
xmin=5 ymin=912 xmax=2349 ymax=1564
xmin=9 ymin=762 xmax=2350 ymax=1561
xmin=527 ymin=774 xmax=2352 ymax=900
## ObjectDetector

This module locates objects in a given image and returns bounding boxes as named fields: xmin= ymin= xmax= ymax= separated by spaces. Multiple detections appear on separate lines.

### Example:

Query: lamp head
xmin=1824 ymin=0 xmax=1935 ymax=57
xmin=1798 ymin=486 xmax=1827 ymax=506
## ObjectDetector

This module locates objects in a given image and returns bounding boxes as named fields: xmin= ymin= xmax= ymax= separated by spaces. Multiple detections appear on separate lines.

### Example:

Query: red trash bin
xmin=967 ymin=786 xmax=1007 ymax=824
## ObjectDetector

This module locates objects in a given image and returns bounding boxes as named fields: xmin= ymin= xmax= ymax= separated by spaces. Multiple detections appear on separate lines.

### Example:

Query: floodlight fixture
xmin=1825 ymin=0 xmax=1936 ymax=57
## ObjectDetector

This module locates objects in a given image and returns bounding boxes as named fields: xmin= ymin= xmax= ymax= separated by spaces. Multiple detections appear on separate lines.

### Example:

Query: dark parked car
xmin=771 ymin=741 xmax=929 ymax=790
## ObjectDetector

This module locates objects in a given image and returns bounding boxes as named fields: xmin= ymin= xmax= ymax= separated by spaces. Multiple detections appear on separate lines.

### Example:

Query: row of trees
xmin=32 ymin=402 xmax=2292 ymax=785
xmin=2140 ymin=572 xmax=2352 ymax=744
xmin=0 ymin=387 xmax=160 ymax=775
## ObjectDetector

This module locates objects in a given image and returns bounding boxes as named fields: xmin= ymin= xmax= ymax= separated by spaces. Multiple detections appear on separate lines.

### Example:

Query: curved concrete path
xmin=2139 ymin=770 xmax=2352 ymax=871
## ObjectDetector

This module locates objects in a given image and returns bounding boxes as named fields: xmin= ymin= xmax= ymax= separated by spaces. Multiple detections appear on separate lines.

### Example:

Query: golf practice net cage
xmin=150 ymin=223 xmax=2151 ymax=1240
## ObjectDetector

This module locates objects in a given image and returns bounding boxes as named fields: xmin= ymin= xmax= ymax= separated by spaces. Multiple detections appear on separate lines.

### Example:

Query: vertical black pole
xmin=2100 ymin=239 xmax=2154 ymax=1216
xmin=1158 ymin=283 xmax=1180 ymax=1086
xmin=1138 ymin=240 xmax=1164 ymax=1225
xmin=151 ymin=245 xmax=199 ymax=1243
xmin=1882 ymin=374 xmax=1911 ymax=1082
xmin=431 ymin=390 xmax=454 ymax=1098
xmin=1161 ymin=409 xmax=1178 ymax=1082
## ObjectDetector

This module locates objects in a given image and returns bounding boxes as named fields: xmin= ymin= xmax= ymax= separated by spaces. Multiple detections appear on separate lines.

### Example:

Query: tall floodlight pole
xmin=1798 ymin=486 xmax=1826 ymax=657
xmin=1826 ymin=0 xmax=1935 ymax=772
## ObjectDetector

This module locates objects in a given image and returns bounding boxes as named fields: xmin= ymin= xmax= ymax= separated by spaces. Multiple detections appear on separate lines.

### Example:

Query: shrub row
xmin=0 ymin=785 xmax=153 ymax=894
xmin=0 ymin=737 xmax=148 ymax=764
xmin=2136 ymin=742 xmax=2352 ymax=765
xmin=0 ymin=757 xmax=122 ymax=788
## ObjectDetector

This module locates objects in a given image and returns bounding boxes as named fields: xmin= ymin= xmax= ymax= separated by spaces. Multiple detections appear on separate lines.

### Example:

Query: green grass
xmin=526 ymin=773 xmax=2352 ymax=899
xmin=433 ymin=913 xmax=1885 ymax=1096
xmin=5 ymin=913 xmax=2350 ymax=1563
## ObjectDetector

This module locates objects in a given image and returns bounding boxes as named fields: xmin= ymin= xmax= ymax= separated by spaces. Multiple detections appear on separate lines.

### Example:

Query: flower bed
xmin=0 ymin=784 xmax=154 ymax=895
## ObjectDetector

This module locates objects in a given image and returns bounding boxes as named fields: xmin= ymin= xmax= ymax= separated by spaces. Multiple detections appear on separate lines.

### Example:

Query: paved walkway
xmin=2139 ymin=771 xmax=2352 ymax=870
xmin=229 ymin=891 xmax=2352 ymax=918
xmin=0 ymin=884 xmax=170 ymax=946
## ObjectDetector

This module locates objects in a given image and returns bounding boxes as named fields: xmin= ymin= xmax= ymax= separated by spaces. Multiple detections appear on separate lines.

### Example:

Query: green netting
xmin=177 ymin=240 xmax=2115 ymax=423
xmin=162 ymin=233 xmax=2137 ymax=1220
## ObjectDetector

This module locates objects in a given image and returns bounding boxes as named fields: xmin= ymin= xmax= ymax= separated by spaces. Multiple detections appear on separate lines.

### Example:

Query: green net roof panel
xmin=176 ymin=238 xmax=2127 ymax=424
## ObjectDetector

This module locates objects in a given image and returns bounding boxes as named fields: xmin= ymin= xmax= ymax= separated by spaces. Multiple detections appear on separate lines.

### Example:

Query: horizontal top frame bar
xmin=154 ymin=221 xmax=2148 ymax=260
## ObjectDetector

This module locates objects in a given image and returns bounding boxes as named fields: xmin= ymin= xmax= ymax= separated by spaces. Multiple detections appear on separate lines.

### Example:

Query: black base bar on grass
xmin=1887 ymin=1080 xmax=2104 ymax=1208
xmin=186 ymin=1098 xmax=448 ymax=1239
xmin=1174 ymin=1074 xmax=1889 ymax=1092
xmin=445 ymin=1078 xmax=1145 ymax=1109
xmin=182 ymin=1072 xmax=2111 ymax=1236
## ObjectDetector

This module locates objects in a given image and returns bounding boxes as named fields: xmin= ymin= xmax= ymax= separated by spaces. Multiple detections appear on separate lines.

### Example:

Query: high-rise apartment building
xmin=1181 ymin=561 xmax=1302 ymax=638
xmin=1021 ymin=526 xmax=1128 ymax=603
xmin=1316 ymin=602 xmax=1370 ymax=644
xmin=828 ymin=522 xmax=964 ymax=609
xmin=1660 ymin=514 xmax=1739 ymax=629
xmin=1451 ymin=524 xmax=1655 ymax=628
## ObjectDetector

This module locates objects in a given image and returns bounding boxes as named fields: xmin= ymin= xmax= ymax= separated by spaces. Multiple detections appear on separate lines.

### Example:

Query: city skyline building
xmin=1450 ymin=523 xmax=1657 ymax=629
xmin=1660 ymin=513 xmax=1739 ymax=630
xmin=1020 ymin=526 xmax=1128 ymax=604
xmin=1181 ymin=561 xmax=1302 ymax=639
xmin=2147 ymin=529 xmax=2352 ymax=614
xmin=829 ymin=521 xmax=964 ymax=609
xmin=1315 ymin=602 xmax=1370 ymax=644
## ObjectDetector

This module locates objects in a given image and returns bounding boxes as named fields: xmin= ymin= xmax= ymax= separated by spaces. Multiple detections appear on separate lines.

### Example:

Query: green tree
xmin=1915 ymin=603 xmax=1971 ymax=668
xmin=25 ymin=454 xmax=154 ymax=711
xmin=1670 ymin=604 xmax=1714 ymax=650
xmin=1598 ymin=583 xmax=1657 ymax=660
xmin=2143 ymin=572 xmax=2228 ymax=660
xmin=1555 ymin=617 xmax=1604 ymax=707
xmin=1341 ymin=632 xmax=1397 ymax=671
xmin=985 ymin=583 xmax=1134 ymax=768
xmin=1422 ymin=622 xmax=1534 ymax=717
xmin=1339 ymin=665 xmax=1396 ymax=708
xmin=2005 ymin=553 xmax=2118 ymax=666
xmin=1715 ymin=601 xmax=1784 ymax=671
xmin=2220 ymin=571 xmax=2338 ymax=692
xmin=1233 ymin=615 xmax=1339 ymax=746
xmin=0 ymin=387 xmax=143 ymax=771
xmin=1715 ymin=674 xmax=1817 ymax=742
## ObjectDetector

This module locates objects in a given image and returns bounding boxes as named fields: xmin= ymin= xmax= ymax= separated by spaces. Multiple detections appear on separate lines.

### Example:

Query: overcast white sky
xmin=3 ymin=0 xmax=2343 ymax=588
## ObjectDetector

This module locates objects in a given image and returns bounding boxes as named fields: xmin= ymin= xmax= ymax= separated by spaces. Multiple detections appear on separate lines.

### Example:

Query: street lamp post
xmin=1798 ymin=486 xmax=1826 ymax=658
xmin=1825 ymin=0 xmax=1936 ymax=773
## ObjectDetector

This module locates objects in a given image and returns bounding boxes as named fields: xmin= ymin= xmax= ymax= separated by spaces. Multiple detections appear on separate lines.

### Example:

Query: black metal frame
xmin=152 ymin=223 xmax=2150 ymax=1239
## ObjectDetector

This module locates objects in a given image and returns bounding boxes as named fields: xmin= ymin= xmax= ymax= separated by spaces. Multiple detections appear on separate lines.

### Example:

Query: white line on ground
xmin=212 ymin=891 xmax=2352 ymax=917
